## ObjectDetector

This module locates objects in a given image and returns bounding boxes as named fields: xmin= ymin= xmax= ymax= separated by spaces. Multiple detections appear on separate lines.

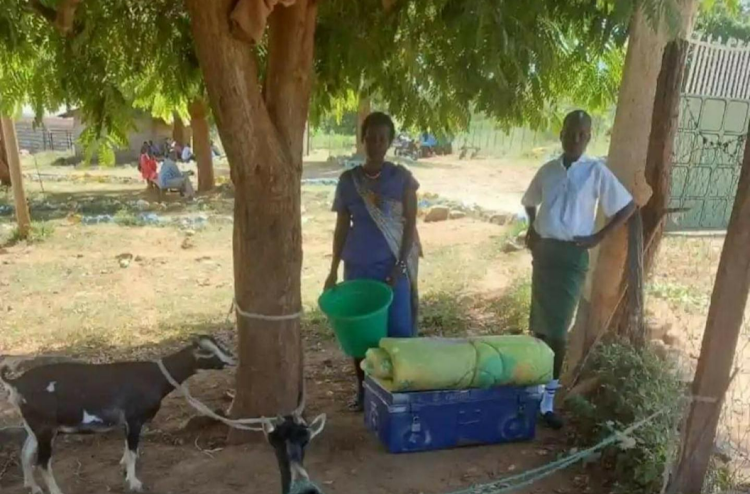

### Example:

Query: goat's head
xmin=191 ymin=335 xmax=237 ymax=370
xmin=263 ymin=414 xmax=326 ymax=494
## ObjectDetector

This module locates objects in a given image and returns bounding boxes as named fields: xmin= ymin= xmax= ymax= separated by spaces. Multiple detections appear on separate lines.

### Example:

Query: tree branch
xmin=27 ymin=0 xmax=56 ymax=24
xmin=264 ymin=0 xmax=318 ymax=164
xmin=27 ymin=0 xmax=82 ymax=35
xmin=54 ymin=0 xmax=83 ymax=35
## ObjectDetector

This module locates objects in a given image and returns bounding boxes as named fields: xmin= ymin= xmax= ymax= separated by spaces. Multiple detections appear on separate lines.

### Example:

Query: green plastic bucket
xmin=318 ymin=279 xmax=394 ymax=358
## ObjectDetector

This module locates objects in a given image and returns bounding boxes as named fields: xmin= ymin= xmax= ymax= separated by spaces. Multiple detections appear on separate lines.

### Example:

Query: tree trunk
xmin=609 ymin=40 xmax=688 ymax=341
xmin=0 ymin=136 xmax=10 ymax=186
xmin=667 ymin=118 xmax=750 ymax=493
xmin=186 ymin=0 xmax=316 ymax=443
xmin=1 ymin=117 xmax=31 ymax=239
xmin=172 ymin=114 xmax=190 ymax=147
xmin=189 ymin=98 xmax=214 ymax=192
xmin=564 ymin=3 xmax=699 ymax=380
xmin=355 ymin=96 xmax=371 ymax=157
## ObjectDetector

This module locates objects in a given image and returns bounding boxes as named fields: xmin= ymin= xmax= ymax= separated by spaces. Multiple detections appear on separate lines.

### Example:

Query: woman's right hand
xmin=324 ymin=271 xmax=338 ymax=291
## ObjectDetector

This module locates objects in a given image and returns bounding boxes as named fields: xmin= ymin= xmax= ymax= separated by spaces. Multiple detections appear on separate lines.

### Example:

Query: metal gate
xmin=667 ymin=36 xmax=750 ymax=231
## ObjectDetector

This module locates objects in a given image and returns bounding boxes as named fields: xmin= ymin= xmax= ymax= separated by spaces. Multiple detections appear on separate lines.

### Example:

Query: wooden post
xmin=1 ymin=117 xmax=31 ymax=239
xmin=667 ymin=119 xmax=750 ymax=493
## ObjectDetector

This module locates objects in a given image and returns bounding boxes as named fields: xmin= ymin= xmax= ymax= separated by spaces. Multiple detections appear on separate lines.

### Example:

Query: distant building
xmin=58 ymin=109 xmax=179 ymax=163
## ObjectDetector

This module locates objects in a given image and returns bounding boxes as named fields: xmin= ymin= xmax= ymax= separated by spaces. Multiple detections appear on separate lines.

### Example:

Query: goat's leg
xmin=21 ymin=426 xmax=43 ymax=494
xmin=36 ymin=430 xmax=63 ymax=494
xmin=123 ymin=421 xmax=144 ymax=492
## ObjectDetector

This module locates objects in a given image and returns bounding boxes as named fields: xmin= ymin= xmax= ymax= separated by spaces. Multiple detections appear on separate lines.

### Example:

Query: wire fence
xmin=646 ymin=232 xmax=750 ymax=492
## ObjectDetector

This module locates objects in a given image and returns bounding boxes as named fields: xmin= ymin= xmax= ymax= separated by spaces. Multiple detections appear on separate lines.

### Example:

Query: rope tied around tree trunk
xmin=232 ymin=298 xmax=303 ymax=322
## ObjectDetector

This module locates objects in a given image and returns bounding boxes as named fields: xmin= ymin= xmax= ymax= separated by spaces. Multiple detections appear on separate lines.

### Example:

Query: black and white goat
xmin=0 ymin=335 xmax=236 ymax=494
xmin=263 ymin=413 xmax=327 ymax=494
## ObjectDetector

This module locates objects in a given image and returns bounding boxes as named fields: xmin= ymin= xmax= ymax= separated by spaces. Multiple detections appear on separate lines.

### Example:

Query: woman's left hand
xmin=386 ymin=263 xmax=403 ymax=287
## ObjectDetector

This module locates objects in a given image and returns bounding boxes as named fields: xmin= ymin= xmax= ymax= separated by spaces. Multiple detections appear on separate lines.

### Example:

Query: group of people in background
xmin=138 ymin=140 xmax=195 ymax=200
xmin=327 ymin=110 xmax=636 ymax=429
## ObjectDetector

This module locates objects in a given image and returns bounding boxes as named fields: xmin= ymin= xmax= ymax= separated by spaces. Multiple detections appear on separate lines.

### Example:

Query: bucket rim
xmin=318 ymin=279 xmax=394 ymax=322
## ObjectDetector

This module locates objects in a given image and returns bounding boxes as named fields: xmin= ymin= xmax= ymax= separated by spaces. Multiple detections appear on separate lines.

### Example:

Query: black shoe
xmin=541 ymin=411 xmax=564 ymax=430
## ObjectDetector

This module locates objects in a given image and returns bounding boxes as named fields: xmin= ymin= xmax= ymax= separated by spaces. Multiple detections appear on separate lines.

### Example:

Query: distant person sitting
xmin=181 ymin=145 xmax=194 ymax=162
xmin=149 ymin=140 xmax=160 ymax=157
xmin=210 ymin=140 xmax=221 ymax=157
xmin=139 ymin=151 xmax=158 ymax=188
xmin=157 ymin=151 xmax=194 ymax=200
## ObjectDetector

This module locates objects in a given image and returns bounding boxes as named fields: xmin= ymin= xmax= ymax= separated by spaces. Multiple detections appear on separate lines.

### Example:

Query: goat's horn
xmin=292 ymin=382 xmax=306 ymax=418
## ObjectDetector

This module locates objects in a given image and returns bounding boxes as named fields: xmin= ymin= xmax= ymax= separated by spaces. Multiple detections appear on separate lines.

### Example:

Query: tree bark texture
xmin=172 ymin=114 xmax=191 ymax=147
xmin=1 ymin=117 xmax=31 ymax=238
xmin=189 ymin=98 xmax=214 ymax=192
xmin=186 ymin=0 xmax=317 ymax=443
xmin=668 ymin=118 xmax=750 ymax=494
xmin=610 ymin=40 xmax=688 ymax=341
xmin=0 ymin=136 xmax=10 ymax=186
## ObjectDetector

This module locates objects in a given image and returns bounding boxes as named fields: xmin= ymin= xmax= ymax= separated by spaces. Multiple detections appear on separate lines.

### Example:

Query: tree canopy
xmin=0 ymin=0 xmax=683 ymax=155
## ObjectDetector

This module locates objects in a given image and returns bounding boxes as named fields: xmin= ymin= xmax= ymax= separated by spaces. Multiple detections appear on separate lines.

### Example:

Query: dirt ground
xmin=1 ymin=152 xmax=746 ymax=493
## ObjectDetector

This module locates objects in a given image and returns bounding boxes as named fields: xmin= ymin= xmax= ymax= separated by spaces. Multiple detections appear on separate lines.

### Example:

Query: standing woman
xmin=324 ymin=112 xmax=421 ymax=411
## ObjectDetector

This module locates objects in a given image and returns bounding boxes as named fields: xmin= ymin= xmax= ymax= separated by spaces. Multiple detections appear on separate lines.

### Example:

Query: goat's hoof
xmin=29 ymin=487 xmax=44 ymax=494
xmin=126 ymin=479 xmax=144 ymax=492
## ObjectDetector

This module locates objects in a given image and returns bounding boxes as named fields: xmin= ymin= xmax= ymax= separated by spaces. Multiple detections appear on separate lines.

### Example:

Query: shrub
xmin=566 ymin=341 xmax=687 ymax=493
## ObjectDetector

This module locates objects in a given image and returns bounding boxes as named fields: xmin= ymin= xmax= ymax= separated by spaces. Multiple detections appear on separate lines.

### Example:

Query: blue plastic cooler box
xmin=364 ymin=377 xmax=542 ymax=454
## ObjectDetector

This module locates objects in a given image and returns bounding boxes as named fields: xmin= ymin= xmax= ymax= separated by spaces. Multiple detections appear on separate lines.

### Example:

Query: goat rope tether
xmin=232 ymin=298 xmax=303 ymax=321
xmin=155 ymin=359 xmax=305 ymax=431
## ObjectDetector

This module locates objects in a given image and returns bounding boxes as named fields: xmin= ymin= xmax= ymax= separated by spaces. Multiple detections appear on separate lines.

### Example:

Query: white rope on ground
xmin=233 ymin=298 xmax=303 ymax=322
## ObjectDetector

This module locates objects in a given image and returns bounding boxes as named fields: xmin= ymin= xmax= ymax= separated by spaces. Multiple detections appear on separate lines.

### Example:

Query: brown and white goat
xmin=0 ymin=335 xmax=236 ymax=494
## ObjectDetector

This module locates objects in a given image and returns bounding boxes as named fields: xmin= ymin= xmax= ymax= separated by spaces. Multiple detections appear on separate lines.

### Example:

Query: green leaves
xmin=313 ymin=0 xmax=678 ymax=134
xmin=0 ymin=0 xmax=682 ymax=152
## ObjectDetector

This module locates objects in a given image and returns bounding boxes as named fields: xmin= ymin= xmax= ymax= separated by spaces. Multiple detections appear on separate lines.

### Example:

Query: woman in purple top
xmin=325 ymin=112 xmax=421 ymax=411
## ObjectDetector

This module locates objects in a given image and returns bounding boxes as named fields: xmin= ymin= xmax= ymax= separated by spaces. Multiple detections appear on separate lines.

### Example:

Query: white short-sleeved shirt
xmin=521 ymin=155 xmax=633 ymax=241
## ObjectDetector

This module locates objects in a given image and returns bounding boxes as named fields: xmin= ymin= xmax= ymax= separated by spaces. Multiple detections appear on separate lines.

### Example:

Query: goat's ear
xmin=309 ymin=414 xmax=326 ymax=440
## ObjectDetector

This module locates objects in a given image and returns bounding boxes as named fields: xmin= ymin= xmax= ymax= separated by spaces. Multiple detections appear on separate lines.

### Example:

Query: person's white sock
xmin=540 ymin=379 xmax=560 ymax=415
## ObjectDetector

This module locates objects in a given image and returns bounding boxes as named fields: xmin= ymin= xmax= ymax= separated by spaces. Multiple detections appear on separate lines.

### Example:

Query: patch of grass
xmin=3 ymin=221 xmax=55 ymax=246
xmin=113 ymin=209 xmax=146 ymax=226
xmin=704 ymin=459 xmax=749 ymax=494
xmin=419 ymin=289 xmax=475 ymax=337
xmin=566 ymin=341 xmax=687 ymax=493
xmin=486 ymin=279 xmax=531 ymax=334
xmin=647 ymin=280 xmax=709 ymax=313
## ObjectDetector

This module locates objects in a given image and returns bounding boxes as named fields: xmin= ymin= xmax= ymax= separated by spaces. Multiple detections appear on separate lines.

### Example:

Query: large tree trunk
xmin=355 ymin=96 xmax=371 ymax=156
xmin=564 ymin=2 xmax=699 ymax=380
xmin=186 ymin=0 xmax=316 ymax=443
xmin=172 ymin=114 xmax=190 ymax=148
xmin=189 ymin=98 xmax=214 ymax=192
xmin=609 ymin=40 xmax=688 ymax=341
xmin=667 ymin=118 xmax=750 ymax=493
xmin=1 ymin=117 xmax=31 ymax=238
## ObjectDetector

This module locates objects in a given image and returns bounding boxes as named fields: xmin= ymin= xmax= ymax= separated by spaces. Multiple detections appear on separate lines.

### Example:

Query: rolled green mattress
xmin=361 ymin=335 xmax=553 ymax=392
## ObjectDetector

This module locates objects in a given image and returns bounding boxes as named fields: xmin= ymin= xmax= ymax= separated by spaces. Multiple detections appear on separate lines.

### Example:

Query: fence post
xmin=667 ymin=118 xmax=750 ymax=493
xmin=0 ymin=117 xmax=31 ymax=239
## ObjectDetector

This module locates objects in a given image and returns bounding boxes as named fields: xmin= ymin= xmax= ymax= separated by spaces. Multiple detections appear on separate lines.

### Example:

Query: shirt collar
xmin=557 ymin=154 xmax=588 ymax=169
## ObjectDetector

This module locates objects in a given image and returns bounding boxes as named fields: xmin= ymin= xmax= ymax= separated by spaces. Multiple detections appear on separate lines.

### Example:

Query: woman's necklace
xmin=363 ymin=169 xmax=381 ymax=180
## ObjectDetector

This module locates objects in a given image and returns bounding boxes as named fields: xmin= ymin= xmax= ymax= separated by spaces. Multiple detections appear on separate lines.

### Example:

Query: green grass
xmin=646 ymin=280 xmax=710 ymax=313
xmin=2 ymin=221 xmax=55 ymax=246
xmin=485 ymin=279 xmax=531 ymax=334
